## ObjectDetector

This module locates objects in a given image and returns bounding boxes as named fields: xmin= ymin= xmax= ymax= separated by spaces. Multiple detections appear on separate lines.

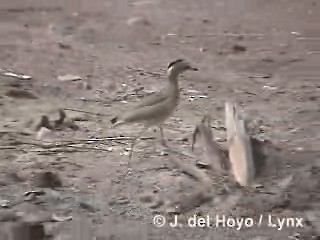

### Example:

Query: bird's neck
xmin=167 ymin=71 xmax=181 ymax=98
xmin=168 ymin=70 xmax=182 ymax=83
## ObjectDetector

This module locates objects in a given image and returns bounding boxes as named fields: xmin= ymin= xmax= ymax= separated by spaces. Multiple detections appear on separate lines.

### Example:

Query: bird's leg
xmin=128 ymin=136 xmax=138 ymax=162
xmin=123 ymin=127 xmax=148 ymax=176
xmin=159 ymin=125 xmax=167 ymax=147
xmin=128 ymin=126 xmax=148 ymax=161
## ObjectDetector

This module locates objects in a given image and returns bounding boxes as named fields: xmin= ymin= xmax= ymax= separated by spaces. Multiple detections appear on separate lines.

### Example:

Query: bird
xmin=110 ymin=59 xmax=198 ymax=159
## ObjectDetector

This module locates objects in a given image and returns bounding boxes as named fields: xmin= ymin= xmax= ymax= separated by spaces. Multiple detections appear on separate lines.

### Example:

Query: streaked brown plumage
xmin=111 ymin=59 xmax=198 ymax=158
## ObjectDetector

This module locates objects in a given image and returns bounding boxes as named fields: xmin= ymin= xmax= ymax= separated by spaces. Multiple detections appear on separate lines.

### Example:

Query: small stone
xmin=180 ymin=137 xmax=189 ymax=142
xmin=200 ymin=47 xmax=208 ymax=52
xmin=198 ymin=95 xmax=208 ymax=99
xmin=195 ymin=160 xmax=211 ymax=169
xmin=58 ymin=42 xmax=71 ymax=49
xmin=127 ymin=16 xmax=151 ymax=26
xmin=232 ymin=44 xmax=246 ymax=53
xmin=263 ymin=85 xmax=278 ymax=91
xmin=288 ymin=232 xmax=300 ymax=240
xmin=106 ymin=147 xmax=113 ymax=152
xmin=291 ymin=32 xmax=300 ymax=36
xmin=79 ymin=200 xmax=98 ymax=212
xmin=51 ymin=213 xmax=72 ymax=222
xmin=187 ymin=89 xmax=200 ymax=94
xmin=58 ymin=74 xmax=81 ymax=82
xmin=295 ymin=147 xmax=304 ymax=152
xmin=0 ymin=199 xmax=10 ymax=208
xmin=252 ymin=183 xmax=264 ymax=189
xmin=159 ymin=150 xmax=168 ymax=156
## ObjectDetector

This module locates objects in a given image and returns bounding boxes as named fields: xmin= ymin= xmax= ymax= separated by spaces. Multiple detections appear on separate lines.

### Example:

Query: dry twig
xmin=184 ymin=33 xmax=266 ymax=38
xmin=63 ymin=108 xmax=111 ymax=117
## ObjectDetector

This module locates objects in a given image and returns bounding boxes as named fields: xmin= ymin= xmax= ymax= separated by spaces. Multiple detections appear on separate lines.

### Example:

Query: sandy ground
xmin=0 ymin=0 xmax=319 ymax=239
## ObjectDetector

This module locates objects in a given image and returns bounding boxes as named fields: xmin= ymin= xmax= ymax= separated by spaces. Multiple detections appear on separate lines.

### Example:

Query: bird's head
xmin=167 ymin=59 xmax=198 ymax=78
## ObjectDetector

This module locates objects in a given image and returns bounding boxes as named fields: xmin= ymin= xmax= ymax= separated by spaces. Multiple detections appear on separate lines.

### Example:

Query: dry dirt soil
xmin=0 ymin=0 xmax=319 ymax=239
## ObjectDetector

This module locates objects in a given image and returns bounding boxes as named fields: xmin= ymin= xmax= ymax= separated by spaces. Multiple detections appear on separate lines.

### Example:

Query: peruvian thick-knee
xmin=111 ymin=59 xmax=198 ymax=138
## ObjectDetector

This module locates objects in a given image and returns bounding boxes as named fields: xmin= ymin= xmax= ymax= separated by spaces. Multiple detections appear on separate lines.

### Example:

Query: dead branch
xmin=29 ymin=146 xmax=112 ymax=154
xmin=6 ymin=135 xmax=154 ymax=145
xmin=225 ymin=101 xmax=255 ymax=187
xmin=192 ymin=115 xmax=227 ymax=174
xmin=81 ymin=136 xmax=155 ymax=142
xmin=4 ymin=135 xmax=156 ymax=154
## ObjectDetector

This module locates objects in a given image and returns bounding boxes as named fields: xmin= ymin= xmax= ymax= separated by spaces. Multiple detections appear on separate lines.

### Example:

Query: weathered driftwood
xmin=225 ymin=102 xmax=255 ymax=187
xmin=192 ymin=115 xmax=226 ymax=175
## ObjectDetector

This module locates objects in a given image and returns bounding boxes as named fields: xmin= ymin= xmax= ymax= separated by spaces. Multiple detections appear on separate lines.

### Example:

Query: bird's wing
xmin=122 ymin=98 xmax=174 ymax=124
xmin=110 ymin=91 xmax=169 ymax=125
xmin=134 ymin=90 xmax=168 ymax=109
